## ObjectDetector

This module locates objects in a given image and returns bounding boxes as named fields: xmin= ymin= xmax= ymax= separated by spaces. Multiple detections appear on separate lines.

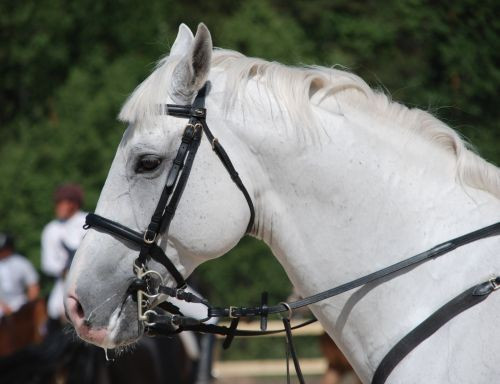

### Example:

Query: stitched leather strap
xmin=372 ymin=276 xmax=500 ymax=384
xmin=200 ymin=119 xmax=255 ymax=233
xmin=283 ymin=317 xmax=305 ymax=384
xmin=208 ymin=221 xmax=500 ymax=319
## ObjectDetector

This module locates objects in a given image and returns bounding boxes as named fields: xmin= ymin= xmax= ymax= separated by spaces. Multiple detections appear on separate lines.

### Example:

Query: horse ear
xmin=170 ymin=23 xmax=194 ymax=57
xmin=171 ymin=23 xmax=212 ymax=103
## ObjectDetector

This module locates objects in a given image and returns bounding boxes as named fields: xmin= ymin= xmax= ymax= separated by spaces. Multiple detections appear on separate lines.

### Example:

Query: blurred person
xmin=41 ymin=183 xmax=86 ymax=327
xmin=0 ymin=233 xmax=40 ymax=318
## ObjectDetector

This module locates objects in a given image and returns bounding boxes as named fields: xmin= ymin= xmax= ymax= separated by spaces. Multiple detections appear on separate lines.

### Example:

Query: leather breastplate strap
xmin=372 ymin=276 xmax=500 ymax=384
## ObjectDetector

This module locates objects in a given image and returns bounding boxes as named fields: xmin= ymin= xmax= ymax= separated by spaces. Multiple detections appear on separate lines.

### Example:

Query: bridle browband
xmin=83 ymin=81 xmax=500 ymax=384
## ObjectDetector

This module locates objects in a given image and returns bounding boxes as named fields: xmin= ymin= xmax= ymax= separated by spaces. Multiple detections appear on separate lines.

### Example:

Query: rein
xmin=83 ymin=82 xmax=500 ymax=384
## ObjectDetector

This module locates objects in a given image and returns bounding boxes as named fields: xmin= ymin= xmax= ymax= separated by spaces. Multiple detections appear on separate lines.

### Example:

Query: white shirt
xmin=41 ymin=211 xmax=87 ymax=277
xmin=41 ymin=210 xmax=86 ymax=319
xmin=0 ymin=253 xmax=39 ymax=317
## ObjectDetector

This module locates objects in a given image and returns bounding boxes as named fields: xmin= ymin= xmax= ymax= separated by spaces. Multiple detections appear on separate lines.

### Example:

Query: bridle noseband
xmin=82 ymin=81 xmax=500 ymax=384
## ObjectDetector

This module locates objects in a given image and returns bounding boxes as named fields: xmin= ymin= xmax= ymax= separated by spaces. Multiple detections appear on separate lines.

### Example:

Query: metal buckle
xmin=211 ymin=138 xmax=218 ymax=150
xmin=143 ymin=230 xmax=156 ymax=244
xmin=175 ymin=288 xmax=185 ymax=300
xmin=136 ymin=268 xmax=164 ymax=322
xmin=490 ymin=277 xmax=500 ymax=291
xmin=193 ymin=122 xmax=203 ymax=132
xmin=141 ymin=270 xmax=164 ymax=298
xmin=280 ymin=302 xmax=293 ymax=320
xmin=229 ymin=306 xmax=238 ymax=318
xmin=143 ymin=310 xmax=158 ymax=326
xmin=171 ymin=314 xmax=180 ymax=327
xmin=192 ymin=108 xmax=206 ymax=117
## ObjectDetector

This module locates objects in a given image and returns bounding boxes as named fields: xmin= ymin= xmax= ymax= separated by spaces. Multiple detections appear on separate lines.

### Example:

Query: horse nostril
xmin=76 ymin=300 xmax=84 ymax=318
xmin=67 ymin=296 xmax=86 ymax=324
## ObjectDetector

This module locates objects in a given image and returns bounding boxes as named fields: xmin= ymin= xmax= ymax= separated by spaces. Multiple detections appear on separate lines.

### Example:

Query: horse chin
xmin=109 ymin=309 xmax=144 ymax=348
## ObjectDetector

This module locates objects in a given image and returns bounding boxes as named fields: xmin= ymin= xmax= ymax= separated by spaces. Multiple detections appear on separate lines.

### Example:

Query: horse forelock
xmin=118 ymin=48 xmax=500 ymax=199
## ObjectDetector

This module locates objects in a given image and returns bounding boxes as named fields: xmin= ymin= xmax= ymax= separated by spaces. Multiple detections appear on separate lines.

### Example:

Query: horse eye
xmin=136 ymin=155 xmax=162 ymax=173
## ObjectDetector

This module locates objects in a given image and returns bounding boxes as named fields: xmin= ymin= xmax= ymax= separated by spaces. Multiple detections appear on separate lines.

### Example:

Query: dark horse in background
xmin=0 ymin=301 xmax=192 ymax=384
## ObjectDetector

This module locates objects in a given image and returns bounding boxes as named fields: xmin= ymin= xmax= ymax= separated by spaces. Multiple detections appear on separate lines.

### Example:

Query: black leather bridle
xmin=83 ymin=81 xmax=500 ymax=384
xmin=85 ymin=81 xmax=256 ymax=323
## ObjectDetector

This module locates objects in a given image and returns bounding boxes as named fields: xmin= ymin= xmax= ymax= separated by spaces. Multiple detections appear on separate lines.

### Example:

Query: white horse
xmin=65 ymin=23 xmax=500 ymax=383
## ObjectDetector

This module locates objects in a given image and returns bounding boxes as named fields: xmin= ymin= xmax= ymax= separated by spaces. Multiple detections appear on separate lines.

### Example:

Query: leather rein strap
xmin=206 ymin=221 xmax=500 ymax=318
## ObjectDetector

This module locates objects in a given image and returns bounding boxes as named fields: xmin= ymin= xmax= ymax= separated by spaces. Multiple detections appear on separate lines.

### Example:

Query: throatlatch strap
xmin=372 ymin=277 xmax=500 ymax=384
xmin=200 ymin=119 xmax=255 ymax=233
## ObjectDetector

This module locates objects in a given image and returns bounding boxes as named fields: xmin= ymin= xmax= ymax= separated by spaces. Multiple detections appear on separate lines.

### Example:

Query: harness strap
xmin=147 ymin=122 xmax=201 ymax=239
xmin=372 ymin=276 xmax=500 ymax=384
xmin=158 ymin=125 xmax=203 ymax=235
xmin=283 ymin=317 xmax=305 ymax=384
xmin=208 ymin=221 xmax=500 ymax=319
xmin=200 ymin=119 xmax=255 ymax=233
xmin=145 ymin=316 xmax=317 ymax=337
xmin=222 ymin=318 xmax=240 ymax=350
xmin=158 ymin=285 xmax=209 ymax=305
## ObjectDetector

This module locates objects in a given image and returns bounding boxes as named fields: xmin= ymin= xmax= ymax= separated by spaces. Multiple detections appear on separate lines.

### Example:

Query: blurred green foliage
xmin=1 ymin=1 xmax=498 ymax=312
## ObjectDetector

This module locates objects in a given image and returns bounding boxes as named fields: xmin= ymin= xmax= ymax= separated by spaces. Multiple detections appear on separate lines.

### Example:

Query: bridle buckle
xmin=490 ymin=277 xmax=500 ymax=291
xmin=143 ymin=230 xmax=157 ymax=244
xmin=192 ymin=107 xmax=206 ymax=117
xmin=229 ymin=306 xmax=238 ymax=318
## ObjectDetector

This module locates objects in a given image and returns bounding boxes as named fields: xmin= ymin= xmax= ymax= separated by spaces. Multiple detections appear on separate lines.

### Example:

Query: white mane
xmin=119 ymin=49 xmax=500 ymax=199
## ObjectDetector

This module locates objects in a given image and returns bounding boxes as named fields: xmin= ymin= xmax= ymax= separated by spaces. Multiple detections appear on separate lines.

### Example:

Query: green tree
xmin=0 ymin=0 xmax=498 ymax=308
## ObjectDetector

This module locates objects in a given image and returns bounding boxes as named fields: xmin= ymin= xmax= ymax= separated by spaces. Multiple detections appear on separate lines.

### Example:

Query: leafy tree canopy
xmin=1 ymin=0 xmax=498 ymax=304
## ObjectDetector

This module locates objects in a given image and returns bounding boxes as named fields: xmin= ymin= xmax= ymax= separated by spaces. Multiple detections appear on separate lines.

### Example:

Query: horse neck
xmin=225 ymin=86 xmax=500 ymax=379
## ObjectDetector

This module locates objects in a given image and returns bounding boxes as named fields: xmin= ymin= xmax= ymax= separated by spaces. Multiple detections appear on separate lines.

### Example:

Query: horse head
xmin=64 ymin=24 xmax=252 ymax=348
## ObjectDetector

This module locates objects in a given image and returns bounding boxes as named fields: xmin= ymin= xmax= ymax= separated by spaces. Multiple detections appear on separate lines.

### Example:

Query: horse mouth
xmin=104 ymin=296 xmax=144 ymax=348
xmin=68 ymin=294 xmax=144 ymax=349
